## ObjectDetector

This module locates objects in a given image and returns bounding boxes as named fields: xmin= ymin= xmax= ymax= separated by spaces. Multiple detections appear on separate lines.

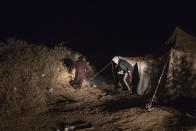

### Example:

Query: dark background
xmin=0 ymin=0 xmax=196 ymax=68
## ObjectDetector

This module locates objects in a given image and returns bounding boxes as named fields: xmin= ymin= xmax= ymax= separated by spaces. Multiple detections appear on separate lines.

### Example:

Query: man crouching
xmin=112 ymin=56 xmax=133 ymax=93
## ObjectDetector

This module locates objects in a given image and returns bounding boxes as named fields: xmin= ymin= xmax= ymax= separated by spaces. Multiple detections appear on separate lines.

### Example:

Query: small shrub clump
xmin=0 ymin=39 xmax=88 ymax=117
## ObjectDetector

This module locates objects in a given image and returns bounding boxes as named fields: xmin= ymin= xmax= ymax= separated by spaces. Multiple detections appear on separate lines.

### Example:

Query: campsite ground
xmin=0 ymin=83 xmax=196 ymax=131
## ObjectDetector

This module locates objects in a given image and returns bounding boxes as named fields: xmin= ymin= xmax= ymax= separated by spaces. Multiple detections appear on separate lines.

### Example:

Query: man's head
xmin=112 ymin=56 xmax=119 ymax=67
xmin=79 ymin=56 xmax=85 ymax=61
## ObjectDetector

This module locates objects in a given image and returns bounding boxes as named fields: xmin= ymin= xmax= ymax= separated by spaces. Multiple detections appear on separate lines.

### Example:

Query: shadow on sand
xmin=101 ymin=93 xmax=146 ymax=112
xmin=160 ymin=98 xmax=196 ymax=129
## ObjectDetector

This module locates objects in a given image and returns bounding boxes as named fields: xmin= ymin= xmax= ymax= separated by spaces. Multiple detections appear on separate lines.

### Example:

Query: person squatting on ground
xmin=72 ymin=56 xmax=88 ymax=89
xmin=112 ymin=56 xmax=133 ymax=93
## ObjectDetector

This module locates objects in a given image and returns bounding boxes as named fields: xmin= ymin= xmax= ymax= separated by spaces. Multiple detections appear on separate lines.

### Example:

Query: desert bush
xmin=0 ymin=39 xmax=90 ymax=117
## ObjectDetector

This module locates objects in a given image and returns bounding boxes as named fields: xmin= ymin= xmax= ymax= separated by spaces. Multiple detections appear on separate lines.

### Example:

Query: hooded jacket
xmin=117 ymin=59 xmax=133 ymax=73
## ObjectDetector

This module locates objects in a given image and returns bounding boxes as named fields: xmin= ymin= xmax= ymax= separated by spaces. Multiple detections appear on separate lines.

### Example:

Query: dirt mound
xmin=0 ymin=83 xmax=196 ymax=131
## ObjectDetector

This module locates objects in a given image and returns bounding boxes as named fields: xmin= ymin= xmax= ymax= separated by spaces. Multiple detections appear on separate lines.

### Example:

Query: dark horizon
xmin=0 ymin=0 xmax=196 ymax=68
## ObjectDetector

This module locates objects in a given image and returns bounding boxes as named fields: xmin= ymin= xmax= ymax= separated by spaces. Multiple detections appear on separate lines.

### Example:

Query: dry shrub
xmin=0 ymin=39 xmax=89 ymax=117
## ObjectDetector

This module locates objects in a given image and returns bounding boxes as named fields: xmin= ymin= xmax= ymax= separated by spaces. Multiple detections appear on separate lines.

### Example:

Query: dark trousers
xmin=114 ymin=72 xmax=132 ymax=91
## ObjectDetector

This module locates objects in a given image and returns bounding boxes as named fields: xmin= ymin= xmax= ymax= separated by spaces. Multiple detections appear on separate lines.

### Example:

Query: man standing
xmin=112 ymin=56 xmax=133 ymax=93
xmin=73 ymin=56 xmax=88 ymax=89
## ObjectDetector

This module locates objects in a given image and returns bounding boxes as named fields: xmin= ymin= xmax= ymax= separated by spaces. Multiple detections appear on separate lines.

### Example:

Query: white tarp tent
xmin=120 ymin=27 xmax=196 ymax=101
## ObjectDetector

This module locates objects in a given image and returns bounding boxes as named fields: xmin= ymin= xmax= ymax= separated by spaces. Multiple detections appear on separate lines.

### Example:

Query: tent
xmin=120 ymin=27 xmax=196 ymax=101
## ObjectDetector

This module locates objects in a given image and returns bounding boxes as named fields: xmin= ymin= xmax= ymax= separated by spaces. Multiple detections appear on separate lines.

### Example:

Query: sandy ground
xmin=0 ymin=83 xmax=196 ymax=131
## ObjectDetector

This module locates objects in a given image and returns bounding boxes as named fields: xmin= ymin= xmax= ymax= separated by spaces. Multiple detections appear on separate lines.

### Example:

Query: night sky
xmin=0 ymin=0 xmax=196 ymax=68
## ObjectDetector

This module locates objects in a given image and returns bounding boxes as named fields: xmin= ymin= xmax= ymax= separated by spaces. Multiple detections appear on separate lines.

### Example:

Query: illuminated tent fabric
xmin=120 ymin=27 xmax=196 ymax=100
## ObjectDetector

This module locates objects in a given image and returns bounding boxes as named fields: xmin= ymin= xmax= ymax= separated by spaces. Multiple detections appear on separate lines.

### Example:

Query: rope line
xmin=111 ymin=62 xmax=116 ymax=82
xmin=147 ymin=52 xmax=170 ymax=111
xmin=88 ymin=62 xmax=112 ymax=82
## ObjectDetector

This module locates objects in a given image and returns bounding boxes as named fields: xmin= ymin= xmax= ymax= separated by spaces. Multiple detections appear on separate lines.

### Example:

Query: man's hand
xmin=117 ymin=70 xmax=123 ymax=75
xmin=128 ymin=71 xmax=132 ymax=77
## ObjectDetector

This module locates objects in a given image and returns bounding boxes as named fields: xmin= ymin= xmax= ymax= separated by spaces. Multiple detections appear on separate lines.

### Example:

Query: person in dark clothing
xmin=73 ymin=56 xmax=88 ymax=89
xmin=112 ymin=56 xmax=133 ymax=92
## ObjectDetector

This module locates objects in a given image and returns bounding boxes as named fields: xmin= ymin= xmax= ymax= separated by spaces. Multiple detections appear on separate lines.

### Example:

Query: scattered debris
xmin=57 ymin=121 xmax=92 ymax=131
xmin=92 ymin=84 xmax=97 ymax=88
xmin=64 ymin=125 xmax=75 ymax=131
xmin=49 ymin=88 xmax=54 ymax=92
xmin=14 ymin=87 xmax=17 ymax=91
xmin=42 ymin=74 xmax=45 ymax=77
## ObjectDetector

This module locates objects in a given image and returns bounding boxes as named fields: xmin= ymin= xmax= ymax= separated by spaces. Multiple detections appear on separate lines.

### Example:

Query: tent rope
xmin=88 ymin=62 xmax=112 ymax=82
xmin=146 ymin=53 xmax=170 ymax=111
xmin=111 ymin=62 xmax=117 ymax=90
xmin=111 ymin=62 xmax=116 ymax=81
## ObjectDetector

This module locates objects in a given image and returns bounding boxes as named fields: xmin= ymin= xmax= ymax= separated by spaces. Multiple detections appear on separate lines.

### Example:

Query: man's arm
xmin=117 ymin=70 xmax=123 ymax=75
xmin=124 ymin=61 xmax=133 ymax=77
